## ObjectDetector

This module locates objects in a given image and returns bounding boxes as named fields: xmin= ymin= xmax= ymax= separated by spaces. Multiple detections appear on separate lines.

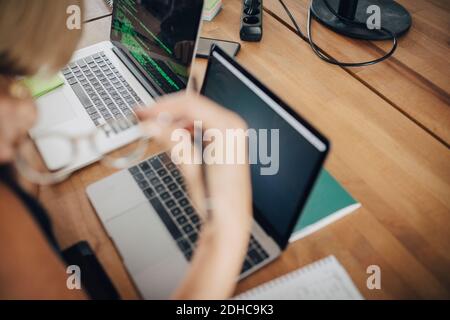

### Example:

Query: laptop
xmin=86 ymin=46 xmax=330 ymax=299
xmin=30 ymin=0 xmax=204 ymax=172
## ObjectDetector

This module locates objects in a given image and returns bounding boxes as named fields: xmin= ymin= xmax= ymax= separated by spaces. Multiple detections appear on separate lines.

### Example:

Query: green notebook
xmin=290 ymin=170 xmax=361 ymax=242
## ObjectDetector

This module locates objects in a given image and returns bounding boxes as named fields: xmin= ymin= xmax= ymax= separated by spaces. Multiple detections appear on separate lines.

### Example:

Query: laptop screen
xmin=201 ymin=49 xmax=329 ymax=248
xmin=111 ymin=0 xmax=203 ymax=94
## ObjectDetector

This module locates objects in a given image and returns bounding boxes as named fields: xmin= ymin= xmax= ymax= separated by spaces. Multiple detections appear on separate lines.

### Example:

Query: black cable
xmin=278 ymin=0 xmax=398 ymax=67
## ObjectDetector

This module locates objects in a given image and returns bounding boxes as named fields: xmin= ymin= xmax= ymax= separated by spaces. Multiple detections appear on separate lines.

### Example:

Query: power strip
xmin=240 ymin=0 xmax=263 ymax=42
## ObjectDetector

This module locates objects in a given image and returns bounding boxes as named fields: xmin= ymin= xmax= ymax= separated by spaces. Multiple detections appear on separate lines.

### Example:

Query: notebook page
xmin=234 ymin=256 xmax=363 ymax=300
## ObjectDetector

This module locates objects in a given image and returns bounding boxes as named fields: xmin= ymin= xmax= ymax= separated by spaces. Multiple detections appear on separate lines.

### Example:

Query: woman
xmin=0 ymin=0 xmax=252 ymax=299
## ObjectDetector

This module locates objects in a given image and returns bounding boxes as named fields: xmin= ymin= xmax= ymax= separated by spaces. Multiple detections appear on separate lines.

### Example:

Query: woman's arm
xmin=173 ymin=209 xmax=252 ymax=300
xmin=0 ymin=182 xmax=87 ymax=299
xmin=137 ymin=93 xmax=253 ymax=299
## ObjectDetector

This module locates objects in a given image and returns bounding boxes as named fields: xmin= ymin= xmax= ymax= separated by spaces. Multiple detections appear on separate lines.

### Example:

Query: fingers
xmin=137 ymin=93 xmax=251 ymax=222
xmin=141 ymin=118 xmax=208 ymax=217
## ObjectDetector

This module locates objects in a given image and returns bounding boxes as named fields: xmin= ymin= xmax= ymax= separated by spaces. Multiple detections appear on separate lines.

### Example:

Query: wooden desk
xmin=83 ymin=0 xmax=112 ymax=22
xmin=39 ymin=0 xmax=450 ymax=299
xmin=264 ymin=0 xmax=450 ymax=146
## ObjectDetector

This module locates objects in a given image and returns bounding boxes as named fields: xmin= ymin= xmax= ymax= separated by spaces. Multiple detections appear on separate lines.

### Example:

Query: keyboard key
xmin=179 ymin=198 xmax=189 ymax=207
xmin=177 ymin=239 xmax=190 ymax=252
xmin=71 ymin=83 xmax=92 ymax=108
xmin=138 ymin=180 xmax=149 ymax=189
xmin=165 ymin=199 xmax=176 ymax=208
xmin=248 ymin=249 xmax=263 ymax=265
xmin=150 ymin=157 xmax=163 ymax=170
xmin=129 ymin=166 xmax=140 ymax=175
xmin=182 ymin=224 xmax=194 ymax=234
xmin=145 ymin=170 xmax=156 ymax=179
xmin=143 ymin=188 xmax=155 ymax=199
xmin=157 ymin=169 xmax=168 ymax=177
xmin=171 ymin=207 xmax=182 ymax=217
xmin=150 ymin=177 xmax=160 ymax=186
xmin=138 ymin=162 xmax=151 ymax=172
xmin=191 ymin=215 xmax=200 ymax=225
xmin=91 ymin=112 xmax=101 ymax=120
xmin=161 ymin=192 xmax=170 ymax=200
xmin=171 ymin=169 xmax=181 ymax=177
xmin=155 ymin=185 xmax=165 ymax=193
xmin=176 ymin=216 xmax=188 ymax=225
xmin=188 ymin=233 xmax=198 ymax=243
xmin=162 ymin=176 xmax=173 ymax=184
xmin=133 ymin=173 xmax=145 ymax=182
xmin=185 ymin=206 xmax=195 ymax=215
xmin=167 ymin=183 xmax=177 ymax=192
xmin=86 ymin=106 xmax=97 ymax=115
xmin=68 ymin=77 xmax=78 ymax=85
xmin=173 ymin=190 xmax=183 ymax=199
xmin=167 ymin=163 xmax=176 ymax=171
xmin=150 ymin=197 xmax=181 ymax=240
xmin=158 ymin=153 xmax=171 ymax=164
xmin=241 ymin=260 xmax=252 ymax=273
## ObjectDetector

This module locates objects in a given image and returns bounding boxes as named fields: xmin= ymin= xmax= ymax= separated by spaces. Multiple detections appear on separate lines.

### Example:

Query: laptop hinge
xmin=111 ymin=46 xmax=162 ymax=99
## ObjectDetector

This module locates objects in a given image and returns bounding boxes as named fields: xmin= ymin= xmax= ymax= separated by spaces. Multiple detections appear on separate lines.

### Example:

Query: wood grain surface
xmin=37 ymin=0 xmax=450 ymax=299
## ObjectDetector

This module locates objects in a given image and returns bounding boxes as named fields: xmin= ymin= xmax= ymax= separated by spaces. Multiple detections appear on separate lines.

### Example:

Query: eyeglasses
xmin=14 ymin=116 xmax=153 ymax=185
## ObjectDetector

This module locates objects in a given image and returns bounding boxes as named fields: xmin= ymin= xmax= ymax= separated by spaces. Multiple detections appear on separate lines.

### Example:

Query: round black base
xmin=311 ymin=0 xmax=412 ymax=40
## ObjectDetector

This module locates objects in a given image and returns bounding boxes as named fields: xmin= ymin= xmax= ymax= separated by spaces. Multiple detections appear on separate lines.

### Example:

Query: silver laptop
xmin=86 ymin=47 xmax=330 ymax=299
xmin=30 ymin=0 xmax=204 ymax=173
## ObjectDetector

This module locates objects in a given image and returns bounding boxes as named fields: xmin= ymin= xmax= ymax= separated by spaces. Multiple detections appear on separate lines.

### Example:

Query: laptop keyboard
xmin=62 ymin=52 xmax=143 ymax=133
xmin=128 ymin=153 xmax=270 ymax=274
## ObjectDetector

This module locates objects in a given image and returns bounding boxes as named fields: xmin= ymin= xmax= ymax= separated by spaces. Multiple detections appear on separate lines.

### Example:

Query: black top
xmin=0 ymin=166 xmax=120 ymax=299
xmin=0 ymin=165 xmax=61 ymax=253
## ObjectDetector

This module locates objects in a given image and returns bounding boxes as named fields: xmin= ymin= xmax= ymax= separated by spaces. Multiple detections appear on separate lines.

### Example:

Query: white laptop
xmin=86 ymin=46 xmax=330 ymax=299
xmin=30 ymin=0 xmax=204 ymax=173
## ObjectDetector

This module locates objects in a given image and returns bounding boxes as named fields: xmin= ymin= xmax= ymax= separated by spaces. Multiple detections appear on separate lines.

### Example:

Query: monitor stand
xmin=311 ymin=0 xmax=412 ymax=40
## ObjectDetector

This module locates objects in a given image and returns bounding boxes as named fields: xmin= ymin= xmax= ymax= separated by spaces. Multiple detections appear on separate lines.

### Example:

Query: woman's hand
xmin=0 ymin=93 xmax=36 ymax=164
xmin=136 ymin=92 xmax=253 ymax=299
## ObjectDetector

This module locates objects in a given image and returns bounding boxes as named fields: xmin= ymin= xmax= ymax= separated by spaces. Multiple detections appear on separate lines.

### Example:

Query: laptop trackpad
xmin=104 ymin=201 xmax=185 ymax=276
xmin=34 ymin=89 xmax=77 ymax=130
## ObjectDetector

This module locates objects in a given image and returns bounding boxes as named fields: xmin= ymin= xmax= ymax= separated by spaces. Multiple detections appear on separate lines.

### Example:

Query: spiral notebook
xmin=234 ymin=256 xmax=364 ymax=300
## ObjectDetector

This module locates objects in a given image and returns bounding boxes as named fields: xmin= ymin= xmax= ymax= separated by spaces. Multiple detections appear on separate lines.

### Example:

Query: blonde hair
xmin=0 ymin=0 xmax=84 ymax=77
